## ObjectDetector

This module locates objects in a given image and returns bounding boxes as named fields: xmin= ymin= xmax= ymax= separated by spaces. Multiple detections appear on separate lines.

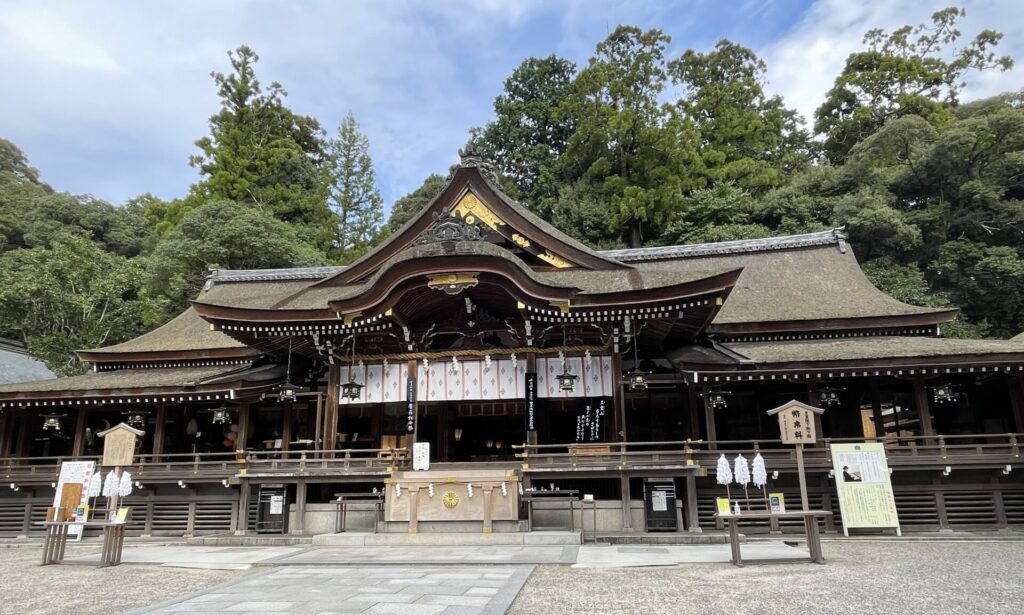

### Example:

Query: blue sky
xmin=1 ymin=0 xmax=1020 ymax=213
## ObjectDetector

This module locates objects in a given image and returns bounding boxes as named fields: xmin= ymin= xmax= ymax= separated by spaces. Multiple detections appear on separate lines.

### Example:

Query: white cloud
xmin=760 ymin=0 xmax=1024 ymax=130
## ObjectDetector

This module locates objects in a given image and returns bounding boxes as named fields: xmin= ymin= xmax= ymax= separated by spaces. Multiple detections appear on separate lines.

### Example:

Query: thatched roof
xmin=0 ymin=362 xmax=280 ymax=395
xmin=725 ymin=336 xmax=1024 ymax=364
xmin=78 ymin=308 xmax=257 ymax=363
xmin=615 ymin=232 xmax=953 ymax=328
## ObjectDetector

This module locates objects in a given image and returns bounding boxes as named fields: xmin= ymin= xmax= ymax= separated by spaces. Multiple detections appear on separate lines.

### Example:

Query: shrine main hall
xmin=2 ymin=153 xmax=1024 ymax=537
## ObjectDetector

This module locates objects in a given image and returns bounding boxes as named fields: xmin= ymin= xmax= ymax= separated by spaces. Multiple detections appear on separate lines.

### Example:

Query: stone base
xmin=311 ymin=530 xmax=581 ymax=546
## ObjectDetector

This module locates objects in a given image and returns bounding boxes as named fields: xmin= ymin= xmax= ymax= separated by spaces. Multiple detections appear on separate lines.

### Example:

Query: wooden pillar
xmin=235 ymin=403 xmax=250 ymax=454
xmin=685 ymin=473 xmax=701 ymax=533
xmin=1007 ymin=374 xmax=1024 ymax=433
xmin=235 ymin=480 xmax=251 ymax=534
xmin=151 ymin=404 xmax=167 ymax=461
xmin=16 ymin=412 xmax=33 ymax=457
xmin=325 ymin=364 xmax=341 ymax=454
xmin=869 ymin=381 xmax=885 ymax=438
xmin=612 ymin=352 xmax=626 ymax=442
xmin=619 ymin=472 xmax=633 ymax=531
xmin=805 ymin=382 xmax=825 ymax=446
xmin=686 ymin=384 xmax=700 ymax=441
xmin=0 ymin=410 xmax=11 ymax=457
xmin=281 ymin=403 xmax=293 ymax=453
xmin=294 ymin=479 xmax=307 ymax=535
xmin=71 ymin=408 xmax=88 ymax=457
xmin=913 ymin=378 xmax=936 ymax=438
xmin=438 ymin=403 xmax=449 ymax=462
xmin=703 ymin=391 xmax=718 ymax=450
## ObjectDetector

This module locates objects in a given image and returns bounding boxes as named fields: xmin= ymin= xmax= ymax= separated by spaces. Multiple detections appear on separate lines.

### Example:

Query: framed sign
xmin=767 ymin=400 xmax=822 ymax=445
xmin=525 ymin=372 xmax=537 ymax=431
xmin=405 ymin=377 xmax=417 ymax=433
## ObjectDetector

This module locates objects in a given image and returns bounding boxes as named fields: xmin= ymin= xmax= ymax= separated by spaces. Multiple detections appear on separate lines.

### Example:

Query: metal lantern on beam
xmin=124 ymin=409 xmax=150 ymax=429
xmin=707 ymin=391 xmax=728 ymax=410
xmin=932 ymin=384 xmax=958 ymax=404
xmin=341 ymin=380 xmax=364 ymax=401
xmin=819 ymin=387 xmax=844 ymax=408
xmin=278 ymin=338 xmax=301 ymax=403
xmin=210 ymin=405 xmax=231 ymax=425
xmin=41 ymin=412 xmax=65 ymax=431
xmin=557 ymin=371 xmax=578 ymax=392
xmin=627 ymin=331 xmax=647 ymax=391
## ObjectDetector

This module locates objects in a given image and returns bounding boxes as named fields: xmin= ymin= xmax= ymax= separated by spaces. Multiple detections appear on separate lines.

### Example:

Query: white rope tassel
xmin=101 ymin=470 xmax=119 ymax=497
xmin=467 ymin=483 xmax=474 ymax=498
xmin=117 ymin=471 xmax=133 ymax=497
xmin=395 ymin=483 xmax=401 ymax=498
xmin=500 ymin=482 xmax=508 ymax=497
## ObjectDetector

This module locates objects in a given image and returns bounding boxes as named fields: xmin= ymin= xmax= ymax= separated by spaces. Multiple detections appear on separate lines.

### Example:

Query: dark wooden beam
xmin=913 ymin=378 xmax=935 ymax=438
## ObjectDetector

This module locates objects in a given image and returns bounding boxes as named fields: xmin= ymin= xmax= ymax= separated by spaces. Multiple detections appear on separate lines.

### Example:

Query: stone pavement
xmin=270 ymin=545 xmax=578 ymax=565
xmin=573 ymin=543 xmax=807 ymax=567
xmin=130 ymin=565 xmax=534 ymax=615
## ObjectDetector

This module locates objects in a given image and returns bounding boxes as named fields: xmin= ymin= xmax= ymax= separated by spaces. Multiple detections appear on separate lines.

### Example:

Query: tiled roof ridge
xmin=602 ymin=228 xmax=845 ymax=262
xmin=206 ymin=265 xmax=347 ymax=286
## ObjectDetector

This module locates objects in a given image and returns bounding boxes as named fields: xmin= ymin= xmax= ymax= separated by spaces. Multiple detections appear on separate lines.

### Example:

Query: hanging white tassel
xmin=451 ymin=356 xmax=459 ymax=375
xmin=102 ymin=470 xmax=119 ymax=497
xmin=558 ymin=350 xmax=566 ymax=370
xmin=734 ymin=454 xmax=751 ymax=488
xmin=484 ymin=355 xmax=492 ymax=371
xmin=395 ymin=483 xmax=401 ymax=498
xmin=715 ymin=454 xmax=733 ymax=486
xmin=518 ymin=482 xmax=524 ymax=495
xmin=422 ymin=358 xmax=429 ymax=372
xmin=752 ymin=453 xmax=768 ymax=488
xmin=584 ymin=350 xmax=592 ymax=369
xmin=428 ymin=483 xmax=435 ymax=498
xmin=510 ymin=353 xmax=517 ymax=369
xmin=117 ymin=471 xmax=133 ymax=497
xmin=467 ymin=484 xmax=474 ymax=498
xmin=500 ymin=482 xmax=508 ymax=497
xmin=87 ymin=473 xmax=102 ymax=498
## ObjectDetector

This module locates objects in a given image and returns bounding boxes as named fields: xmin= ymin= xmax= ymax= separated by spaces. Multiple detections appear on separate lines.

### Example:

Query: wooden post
xmin=282 ymin=403 xmax=293 ymax=453
xmin=805 ymin=383 xmax=825 ymax=446
xmin=152 ymin=404 xmax=167 ymax=461
xmin=703 ymin=391 xmax=718 ymax=450
xmin=235 ymin=479 xmax=251 ymax=534
xmin=796 ymin=443 xmax=809 ymax=511
xmin=294 ymin=479 xmax=307 ymax=535
xmin=1007 ymin=374 xmax=1024 ymax=433
xmin=612 ymin=352 xmax=626 ymax=442
xmin=0 ymin=410 xmax=11 ymax=457
xmin=16 ymin=412 xmax=33 ymax=457
xmin=71 ymin=408 xmax=89 ymax=457
xmin=482 ymin=487 xmax=493 ymax=534
xmin=685 ymin=473 xmax=701 ymax=533
xmin=913 ymin=378 xmax=936 ymax=438
xmin=620 ymin=472 xmax=633 ymax=531
xmin=312 ymin=394 xmax=322 ymax=451
xmin=236 ymin=403 xmax=251 ymax=454
xmin=408 ymin=487 xmax=419 ymax=534
xmin=325 ymin=364 xmax=341 ymax=455
xmin=687 ymin=384 xmax=700 ymax=441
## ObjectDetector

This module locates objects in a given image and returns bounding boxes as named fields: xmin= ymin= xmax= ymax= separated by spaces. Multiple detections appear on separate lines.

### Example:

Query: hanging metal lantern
xmin=341 ymin=381 xmax=364 ymax=400
xmin=932 ymin=385 xmax=957 ymax=404
xmin=707 ymin=392 xmax=728 ymax=410
xmin=629 ymin=371 xmax=648 ymax=391
xmin=211 ymin=406 xmax=231 ymax=425
xmin=124 ymin=409 xmax=150 ymax=429
xmin=278 ymin=381 xmax=300 ymax=403
xmin=41 ymin=412 xmax=65 ymax=432
xmin=819 ymin=387 xmax=844 ymax=408
xmin=557 ymin=371 xmax=578 ymax=392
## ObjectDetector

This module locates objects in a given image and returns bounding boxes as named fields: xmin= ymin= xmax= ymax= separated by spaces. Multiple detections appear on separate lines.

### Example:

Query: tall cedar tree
xmin=669 ymin=40 xmax=815 ymax=193
xmin=472 ymin=55 xmax=577 ymax=215
xmin=326 ymin=113 xmax=385 ymax=262
xmin=559 ymin=26 xmax=700 ymax=248
xmin=189 ymin=46 xmax=334 ymax=246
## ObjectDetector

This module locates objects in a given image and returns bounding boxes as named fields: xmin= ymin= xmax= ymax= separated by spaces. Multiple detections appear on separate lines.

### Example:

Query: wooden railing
xmin=3 ymin=434 xmax=1020 ymax=484
xmin=2 ymin=448 xmax=409 ymax=484
xmin=514 ymin=433 xmax=1024 ymax=473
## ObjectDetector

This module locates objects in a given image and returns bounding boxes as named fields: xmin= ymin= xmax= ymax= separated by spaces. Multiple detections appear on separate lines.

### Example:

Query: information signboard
xmin=53 ymin=460 xmax=95 ymax=539
xmin=831 ymin=442 xmax=901 ymax=535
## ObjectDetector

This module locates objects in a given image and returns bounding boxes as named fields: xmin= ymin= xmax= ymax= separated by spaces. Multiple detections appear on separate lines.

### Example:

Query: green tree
xmin=558 ymin=26 xmax=700 ymax=247
xmin=144 ymin=200 xmax=326 ymax=321
xmin=472 ymin=55 xmax=577 ymax=214
xmin=387 ymin=174 xmax=447 ymax=231
xmin=815 ymin=7 xmax=1013 ymax=162
xmin=661 ymin=184 xmax=771 ymax=244
xmin=188 ymin=46 xmax=332 ymax=243
xmin=325 ymin=113 xmax=385 ymax=262
xmin=0 ymin=233 xmax=152 ymax=374
xmin=669 ymin=40 xmax=815 ymax=192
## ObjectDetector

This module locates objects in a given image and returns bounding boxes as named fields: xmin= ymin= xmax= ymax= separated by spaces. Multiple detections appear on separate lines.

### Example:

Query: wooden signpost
xmin=97 ymin=423 xmax=144 ymax=518
xmin=767 ymin=400 xmax=825 ymax=511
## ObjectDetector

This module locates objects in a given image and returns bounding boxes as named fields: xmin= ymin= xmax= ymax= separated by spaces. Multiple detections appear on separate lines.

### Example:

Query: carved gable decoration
xmin=415 ymin=210 xmax=485 ymax=245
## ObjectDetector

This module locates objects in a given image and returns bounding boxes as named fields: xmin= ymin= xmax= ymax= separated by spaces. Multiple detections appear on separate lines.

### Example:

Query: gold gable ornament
xmin=451 ymin=193 xmax=503 ymax=231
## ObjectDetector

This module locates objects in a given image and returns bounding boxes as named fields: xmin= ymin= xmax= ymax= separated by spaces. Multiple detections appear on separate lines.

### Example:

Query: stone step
xmin=312 ymin=531 xmax=581 ymax=546
xmin=187 ymin=534 xmax=314 ymax=547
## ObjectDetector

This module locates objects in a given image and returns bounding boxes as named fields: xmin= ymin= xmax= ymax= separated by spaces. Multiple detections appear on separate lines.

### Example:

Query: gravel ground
xmin=0 ymin=545 xmax=249 ymax=615
xmin=509 ymin=540 xmax=1024 ymax=615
